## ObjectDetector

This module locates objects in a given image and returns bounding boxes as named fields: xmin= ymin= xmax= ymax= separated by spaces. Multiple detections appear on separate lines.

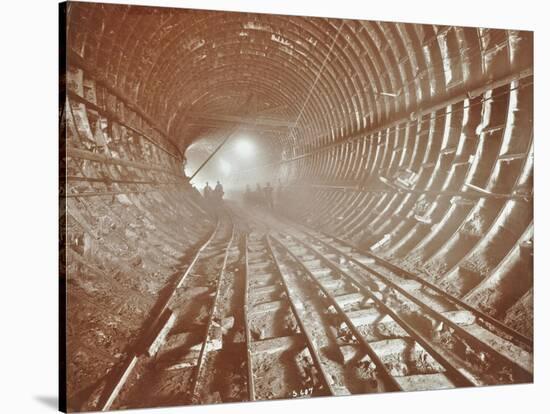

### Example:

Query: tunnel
xmin=60 ymin=2 xmax=534 ymax=412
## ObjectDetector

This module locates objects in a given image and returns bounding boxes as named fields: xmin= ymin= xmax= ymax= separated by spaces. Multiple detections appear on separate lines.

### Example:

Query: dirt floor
xmin=64 ymin=188 xmax=214 ymax=411
xmin=64 ymin=199 xmax=533 ymax=410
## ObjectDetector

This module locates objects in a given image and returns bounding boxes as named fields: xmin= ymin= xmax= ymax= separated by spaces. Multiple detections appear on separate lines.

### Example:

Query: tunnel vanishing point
xmin=60 ymin=2 xmax=534 ymax=412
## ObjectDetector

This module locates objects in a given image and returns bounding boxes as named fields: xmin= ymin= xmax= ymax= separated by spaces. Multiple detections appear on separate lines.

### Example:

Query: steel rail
xmin=139 ymin=215 xmax=221 ymax=349
xmin=269 ymin=234 xmax=403 ymax=392
xmin=280 ymin=215 xmax=533 ymax=350
xmin=189 ymin=212 xmax=236 ymax=403
xmin=275 ymin=233 xmax=477 ymax=388
xmin=243 ymin=235 xmax=256 ymax=401
xmin=265 ymin=235 xmax=337 ymax=396
xmin=98 ymin=216 xmax=220 ymax=411
xmin=311 ymin=228 xmax=533 ymax=350
xmin=290 ymin=230 xmax=533 ymax=381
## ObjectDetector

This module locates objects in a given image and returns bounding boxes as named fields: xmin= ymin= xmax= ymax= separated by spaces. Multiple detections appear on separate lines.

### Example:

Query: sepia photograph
xmin=58 ymin=1 xmax=533 ymax=412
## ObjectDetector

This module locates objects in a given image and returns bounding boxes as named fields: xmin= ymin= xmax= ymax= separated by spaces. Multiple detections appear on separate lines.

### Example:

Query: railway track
xmin=244 ymin=232 xmax=337 ymax=399
xmin=242 ymin=220 xmax=455 ymax=394
xmin=104 ymin=208 xmax=238 ymax=410
xmin=276 ymin=233 xmax=531 ymax=384
xmin=97 ymin=204 xmax=533 ymax=410
xmin=270 ymin=233 xmax=469 ymax=391
xmin=242 ymin=209 xmax=532 ymax=392
xmin=309 ymin=228 xmax=533 ymax=351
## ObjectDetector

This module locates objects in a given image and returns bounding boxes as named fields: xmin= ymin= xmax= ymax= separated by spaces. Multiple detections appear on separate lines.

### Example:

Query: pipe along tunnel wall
xmin=61 ymin=3 xmax=533 ymax=411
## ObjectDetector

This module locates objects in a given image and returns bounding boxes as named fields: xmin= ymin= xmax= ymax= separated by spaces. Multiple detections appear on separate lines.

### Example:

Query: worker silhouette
xmin=244 ymin=184 xmax=252 ymax=205
xmin=203 ymin=182 xmax=213 ymax=200
xmin=264 ymin=182 xmax=274 ymax=209
xmin=214 ymin=180 xmax=224 ymax=203
xmin=254 ymin=183 xmax=263 ymax=207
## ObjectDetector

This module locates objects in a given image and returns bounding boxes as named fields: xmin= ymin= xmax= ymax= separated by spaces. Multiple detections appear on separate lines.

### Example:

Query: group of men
xmin=202 ymin=180 xmax=224 ymax=204
xmin=200 ymin=180 xmax=276 ymax=210
xmin=244 ymin=182 xmax=274 ymax=209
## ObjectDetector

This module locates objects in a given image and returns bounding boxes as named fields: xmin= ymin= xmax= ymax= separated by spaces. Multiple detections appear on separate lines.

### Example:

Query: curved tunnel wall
xmin=62 ymin=2 xmax=533 ymax=407
xmin=62 ymin=59 xmax=216 ymax=402
xmin=277 ymin=78 xmax=533 ymax=335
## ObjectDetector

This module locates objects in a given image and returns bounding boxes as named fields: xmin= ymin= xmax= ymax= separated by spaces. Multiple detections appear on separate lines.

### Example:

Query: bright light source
xmin=219 ymin=159 xmax=232 ymax=175
xmin=235 ymin=139 xmax=255 ymax=157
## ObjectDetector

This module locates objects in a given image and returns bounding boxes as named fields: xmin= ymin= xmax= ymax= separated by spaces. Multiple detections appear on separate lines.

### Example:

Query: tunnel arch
xmin=61 ymin=3 xmax=533 ymax=409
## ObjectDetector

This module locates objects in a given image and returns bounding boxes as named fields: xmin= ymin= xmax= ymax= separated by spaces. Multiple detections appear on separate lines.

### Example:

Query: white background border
xmin=1 ymin=0 xmax=547 ymax=412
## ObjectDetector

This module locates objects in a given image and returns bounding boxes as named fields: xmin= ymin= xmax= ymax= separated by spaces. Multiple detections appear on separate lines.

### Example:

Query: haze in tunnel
xmin=184 ymin=131 xmax=276 ymax=194
xmin=61 ymin=1 xmax=533 ymax=411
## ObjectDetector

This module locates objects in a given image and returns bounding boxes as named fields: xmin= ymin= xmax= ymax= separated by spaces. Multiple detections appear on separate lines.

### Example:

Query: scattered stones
xmin=339 ymin=344 xmax=360 ymax=364
xmin=129 ymin=255 xmax=143 ymax=268
xmin=221 ymin=316 xmax=235 ymax=333
xmin=207 ymin=322 xmax=223 ymax=352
